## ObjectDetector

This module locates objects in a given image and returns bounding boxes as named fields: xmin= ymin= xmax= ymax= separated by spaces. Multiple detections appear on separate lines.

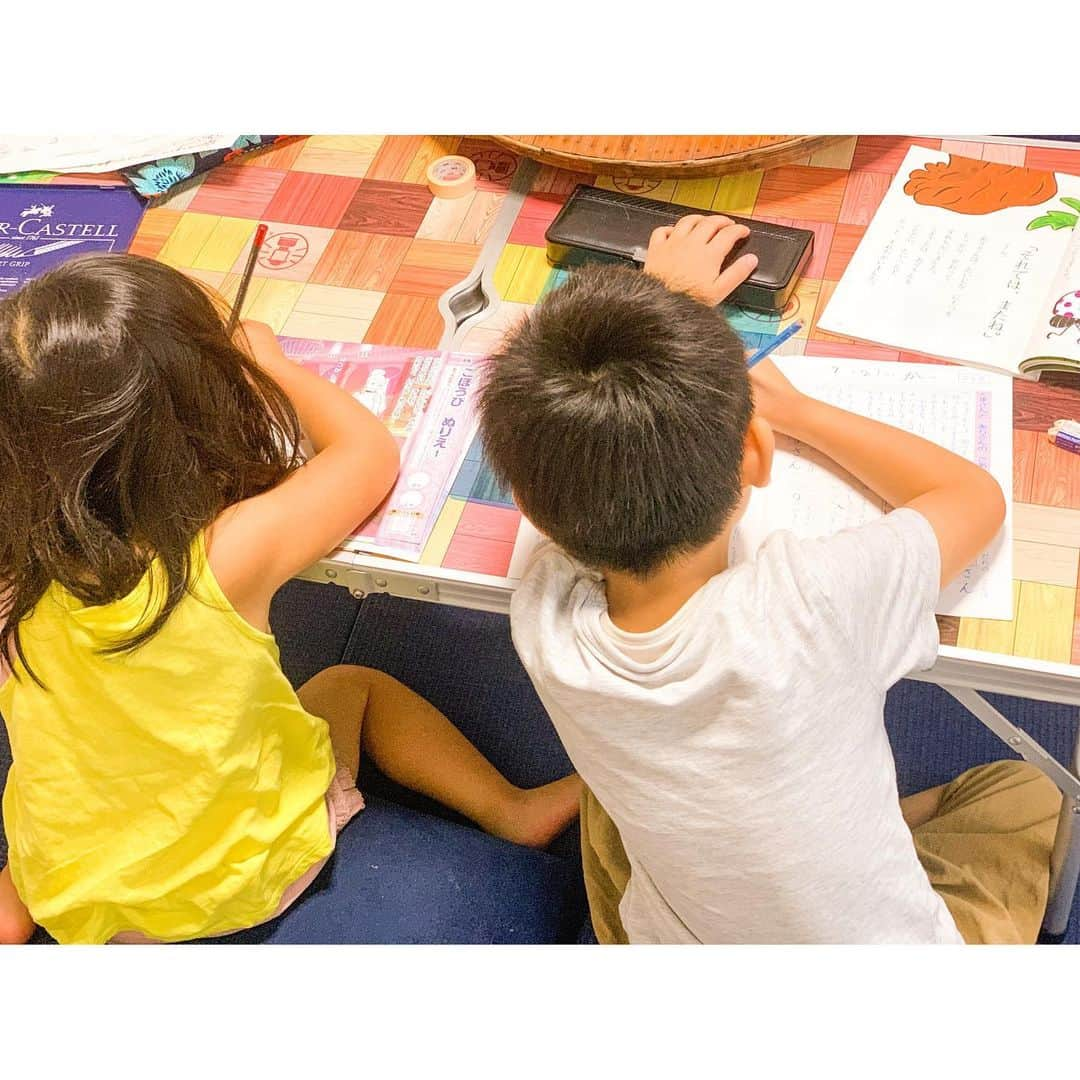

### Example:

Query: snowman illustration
xmin=1048 ymin=290 xmax=1080 ymax=340
xmin=351 ymin=368 xmax=390 ymax=417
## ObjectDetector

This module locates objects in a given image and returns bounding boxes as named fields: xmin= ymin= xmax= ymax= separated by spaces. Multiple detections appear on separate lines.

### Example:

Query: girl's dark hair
xmin=479 ymin=263 xmax=752 ymax=577
xmin=0 ymin=253 xmax=302 ymax=679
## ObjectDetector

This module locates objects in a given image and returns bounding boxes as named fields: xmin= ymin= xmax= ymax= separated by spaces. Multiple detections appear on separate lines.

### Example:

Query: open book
xmin=819 ymin=145 xmax=1080 ymax=379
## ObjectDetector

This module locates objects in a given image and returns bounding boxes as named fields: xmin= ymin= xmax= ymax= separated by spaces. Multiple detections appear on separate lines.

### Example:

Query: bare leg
xmin=0 ymin=866 xmax=34 ymax=945
xmin=900 ymin=783 xmax=948 ymax=831
xmin=297 ymin=665 xmax=581 ymax=848
xmin=299 ymin=665 xmax=366 ymax=781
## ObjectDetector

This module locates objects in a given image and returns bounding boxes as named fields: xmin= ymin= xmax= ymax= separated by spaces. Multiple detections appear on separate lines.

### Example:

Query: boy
xmin=479 ymin=214 xmax=1062 ymax=944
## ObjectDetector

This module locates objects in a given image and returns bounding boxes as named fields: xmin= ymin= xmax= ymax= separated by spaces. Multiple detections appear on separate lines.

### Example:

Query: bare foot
xmin=489 ymin=774 xmax=583 ymax=849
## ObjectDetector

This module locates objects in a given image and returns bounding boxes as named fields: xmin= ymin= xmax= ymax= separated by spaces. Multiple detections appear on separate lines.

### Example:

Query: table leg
xmin=1044 ymin=793 xmax=1080 ymax=937
xmin=939 ymin=685 xmax=1080 ymax=939
xmin=1044 ymin=718 xmax=1080 ymax=938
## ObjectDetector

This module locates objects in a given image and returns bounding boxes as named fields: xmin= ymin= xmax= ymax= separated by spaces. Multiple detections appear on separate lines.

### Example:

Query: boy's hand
xmin=748 ymin=357 xmax=805 ymax=435
xmin=643 ymin=215 xmax=759 ymax=305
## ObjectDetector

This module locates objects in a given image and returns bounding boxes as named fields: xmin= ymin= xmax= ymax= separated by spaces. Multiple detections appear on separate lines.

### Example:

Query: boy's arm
xmin=208 ymin=321 xmax=400 ymax=606
xmin=750 ymin=359 xmax=1006 ymax=587
xmin=641 ymin=216 xmax=1005 ymax=587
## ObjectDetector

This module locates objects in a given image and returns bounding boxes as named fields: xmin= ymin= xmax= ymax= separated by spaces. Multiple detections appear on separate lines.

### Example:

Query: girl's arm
xmin=208 ymin=322 xmax=400 ymax=621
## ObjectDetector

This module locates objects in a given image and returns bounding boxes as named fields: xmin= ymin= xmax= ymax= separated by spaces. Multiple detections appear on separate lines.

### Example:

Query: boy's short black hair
xmin=478 ymin=263 xmax=752 ymax=576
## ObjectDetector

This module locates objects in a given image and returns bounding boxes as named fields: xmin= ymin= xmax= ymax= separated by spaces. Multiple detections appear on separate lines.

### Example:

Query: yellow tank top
xmin=0 ymin=533 xmax=335 ymax=944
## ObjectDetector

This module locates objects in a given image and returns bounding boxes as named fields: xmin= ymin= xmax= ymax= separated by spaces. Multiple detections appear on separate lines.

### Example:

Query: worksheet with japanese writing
xmin=280 ymin=339 xmax=485 ymax=562
xmin=819 ymin=145 xmax=1080 ymax=378
xmin=730 ymin=356 xmax=1014 ymax=620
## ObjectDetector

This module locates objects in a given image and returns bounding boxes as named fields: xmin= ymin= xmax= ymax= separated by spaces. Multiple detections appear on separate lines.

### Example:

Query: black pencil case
xmin=545 ymin=185 xmax=813 ymax=313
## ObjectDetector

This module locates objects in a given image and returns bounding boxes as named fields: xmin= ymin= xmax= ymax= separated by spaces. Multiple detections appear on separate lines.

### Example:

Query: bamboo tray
xmin=491 ymin=135 xmax=844 ymax=178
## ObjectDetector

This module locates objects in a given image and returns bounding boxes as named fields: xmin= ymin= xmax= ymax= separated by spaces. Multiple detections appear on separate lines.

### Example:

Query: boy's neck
xmin=603 ymin=526 xmax=734 ymax=633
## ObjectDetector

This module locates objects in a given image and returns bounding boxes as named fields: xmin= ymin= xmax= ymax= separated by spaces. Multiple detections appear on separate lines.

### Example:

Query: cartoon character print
xmin=1048 ymin=290 xmax=1080 ymax=340
xmin=351 ymin=368 xmax=391 ymax=418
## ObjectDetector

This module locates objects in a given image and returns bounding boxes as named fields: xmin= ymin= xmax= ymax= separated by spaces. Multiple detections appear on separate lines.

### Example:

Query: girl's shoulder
xmin=201 ymin=511 xmax=277 ymax=638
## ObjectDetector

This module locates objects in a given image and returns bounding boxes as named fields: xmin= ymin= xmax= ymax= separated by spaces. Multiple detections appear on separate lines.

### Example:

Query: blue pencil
xmin=746 ymin=321 xmax=803 ymax=368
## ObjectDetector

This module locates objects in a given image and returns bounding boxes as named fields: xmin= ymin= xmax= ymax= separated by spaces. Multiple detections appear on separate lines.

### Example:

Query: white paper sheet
xmin=730 ymin=356 xmax=1014 ymax=620
xmin=0 ymin=135 xmax=242 ymax=175
xmin=819 ymin=145 xmax=1080 ymax=377
xmin=507 ymin=517 xmax=545 ymax=580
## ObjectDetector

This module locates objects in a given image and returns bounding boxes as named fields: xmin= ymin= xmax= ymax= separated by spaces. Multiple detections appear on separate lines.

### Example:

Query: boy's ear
xmin=740 ymin=417 xmax=774 ymax=489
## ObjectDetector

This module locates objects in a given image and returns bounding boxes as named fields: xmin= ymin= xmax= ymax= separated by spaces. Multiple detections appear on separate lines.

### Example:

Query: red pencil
xmin=227 ymin=222 xmax=268 ymax=335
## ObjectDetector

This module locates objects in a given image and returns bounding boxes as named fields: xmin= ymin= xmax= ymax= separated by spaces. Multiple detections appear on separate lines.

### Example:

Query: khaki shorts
xmin=581 ymin=760 xmax=1063 ymax=945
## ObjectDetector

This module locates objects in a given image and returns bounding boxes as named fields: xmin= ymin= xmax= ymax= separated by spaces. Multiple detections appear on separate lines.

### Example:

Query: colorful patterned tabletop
xmin=122 ymin=134 xmax=1080 ymax=671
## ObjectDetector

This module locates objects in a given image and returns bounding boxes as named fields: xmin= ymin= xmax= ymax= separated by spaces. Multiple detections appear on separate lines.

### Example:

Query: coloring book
xmin=0 ymin=184 xmax=146 ymax=298
xmin=730 ymin=356 xmax=1014 ymax=620
xmin=819 ymin=145 xmax=1080 ymax=378
xmin=279 ymin=338 xmax=484 ymax=562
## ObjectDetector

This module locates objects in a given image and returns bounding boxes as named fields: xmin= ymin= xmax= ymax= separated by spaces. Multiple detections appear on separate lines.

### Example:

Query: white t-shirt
xmin=510 ymin=508 xmax=963 ymax=944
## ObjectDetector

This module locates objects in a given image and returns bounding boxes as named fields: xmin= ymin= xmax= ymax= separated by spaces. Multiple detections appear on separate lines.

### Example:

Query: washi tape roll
xmin=426 ymin=155 xmax=476 ymax=199
xmin=1048 ymin=419 xmax=1080 ymax=454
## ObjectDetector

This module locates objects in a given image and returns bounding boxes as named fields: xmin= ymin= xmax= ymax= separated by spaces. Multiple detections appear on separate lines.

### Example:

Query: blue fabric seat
xmin=201 ymin=796 xmax=585 ymax=945
xmin=3 ymin=580 xmax=1077 ymax=943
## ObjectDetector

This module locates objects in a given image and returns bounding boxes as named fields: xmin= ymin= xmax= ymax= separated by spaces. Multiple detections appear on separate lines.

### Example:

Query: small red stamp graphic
xmin=470 ymin=150 xmax=517 ymax=184
xmin=613 ymin=178 xmax=661 ymax=195
xmin=259 ymin=232 xmax=308 ymax=270
xmin=734 ymin=294 xmax=800 ymax=325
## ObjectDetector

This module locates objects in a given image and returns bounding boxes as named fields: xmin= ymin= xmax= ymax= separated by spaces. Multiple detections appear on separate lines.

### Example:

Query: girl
xmin=0 ymin=254 xmax=580 ymax=945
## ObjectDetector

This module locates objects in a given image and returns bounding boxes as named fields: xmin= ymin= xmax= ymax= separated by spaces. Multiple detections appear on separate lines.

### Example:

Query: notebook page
xmin=731 ymin=357 xmax=1014 ymax=620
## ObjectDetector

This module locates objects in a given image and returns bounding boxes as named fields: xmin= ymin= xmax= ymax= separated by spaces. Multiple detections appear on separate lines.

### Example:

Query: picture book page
xmin=1022 ymin=226 xmax=1080 ymax=366
xmin=730 ymin=357 xmax=1014 ymax=620
xmin=819 ymin=145 xmax=1080 ymax=376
